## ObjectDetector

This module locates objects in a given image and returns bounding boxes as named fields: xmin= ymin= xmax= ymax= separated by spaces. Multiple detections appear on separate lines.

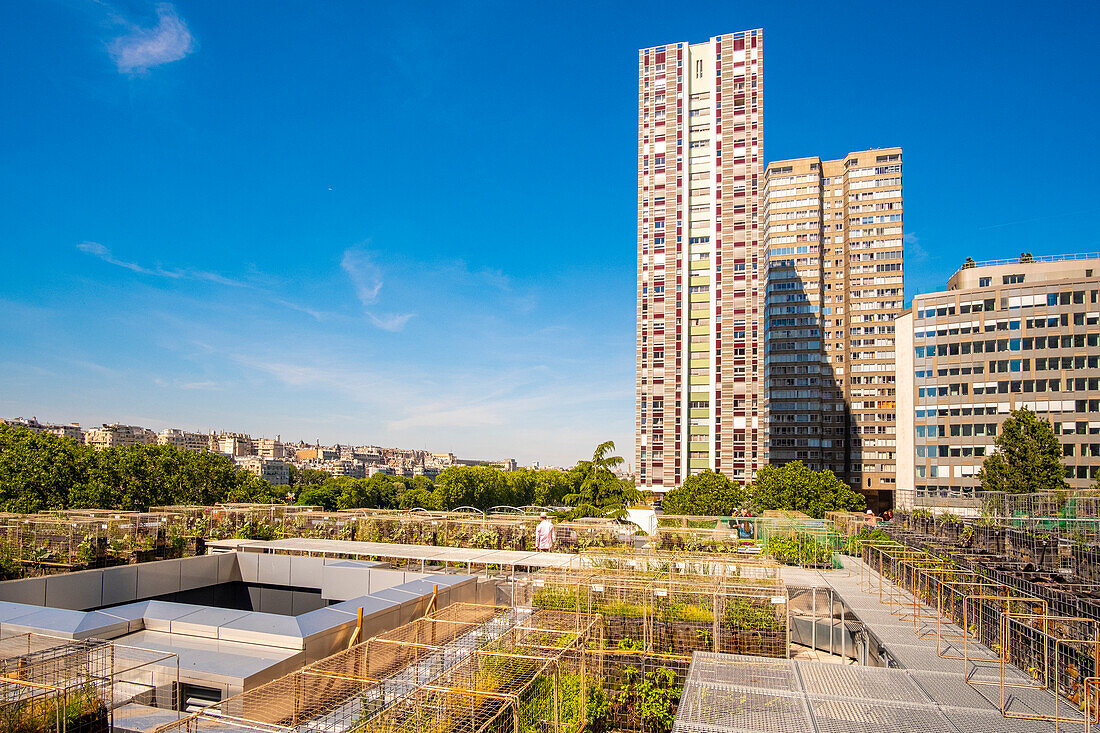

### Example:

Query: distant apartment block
xmin=215 ymin=433 xmax=253 ymax=457
xmin=157 ymin=428 xmax=210 ymax=452
xmin=1 ymin=416 xmax=85 ymax=441
xmin=323 ymin=459 xmax=366 ymax=479
xmin=636 ymin=30 xmax=765 ymax=491
xmin=236 ymin=456 xmax=290 ymax=486
xmin=254 ymin=437 xmax=285 ymax=459
xmin=295 ymin=447 xmax=339 ymax=462
xmin=896 ymin=254 xmax=1100 ymax=508
xmin=763 ymin=148 xmax=904 ymax=509
xmin=85 ymin=424 xmax=157 ymax=449
xmin=44 ymin=423 xmax=85 ymax=441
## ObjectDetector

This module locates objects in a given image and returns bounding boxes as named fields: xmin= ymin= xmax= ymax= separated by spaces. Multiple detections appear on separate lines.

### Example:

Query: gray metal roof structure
xmin=0 ymin=552 xmax=479 ymax=700
xmin=209 ymin=537 xmax=583 ymax=569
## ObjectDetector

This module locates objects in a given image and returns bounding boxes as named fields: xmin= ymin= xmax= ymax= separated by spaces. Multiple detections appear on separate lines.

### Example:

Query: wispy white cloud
xmin=108 ymin=3 xmax=195 ymax=74
xmin=78 ymin=241 xmax=247 ymax=287
xmin=340 ymin=246 xmax=416 ymax=331
xmin=341 ymin=248 xmax=384 ymax=305
xmin=153 ymin=377 xmax=223 ymax=391
xmin=179 ymin=380 xmax=220 ymax=390
xmin=72 ymin=360 xmax=122 ymax=378
xmin=234 ymin=352 xmax=628 ymax=438
xmin=77 ymin=241 xmax=154 ymax=275
xmin=366 ymin=311 xmax=416 ymax=331
xmin=273 ymin=299 xmax=329 ymax=322
xmin=904 ymin=232 xmax=928 ymax=262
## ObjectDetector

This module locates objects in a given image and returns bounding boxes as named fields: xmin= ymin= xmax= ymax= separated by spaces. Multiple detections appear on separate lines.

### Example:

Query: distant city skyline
xmin=0 ymin=414 xmax=523 ymax=465
xmin=1 ymin=2 xmax=1097 ymax=466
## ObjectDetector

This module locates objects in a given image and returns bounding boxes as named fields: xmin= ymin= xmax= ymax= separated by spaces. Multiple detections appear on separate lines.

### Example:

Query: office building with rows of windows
xmin=635 ymin=30 xmax=763 ymax=491
xmin=895 ymin=255 xmax=1100 ymax=508
xmin=761 ymin=149 xmax=904 ymax=510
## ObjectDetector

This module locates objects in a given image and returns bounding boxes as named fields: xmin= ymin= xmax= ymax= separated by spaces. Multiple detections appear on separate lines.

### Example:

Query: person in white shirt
xmin=535 ymin=512 xmax=556 ymax=551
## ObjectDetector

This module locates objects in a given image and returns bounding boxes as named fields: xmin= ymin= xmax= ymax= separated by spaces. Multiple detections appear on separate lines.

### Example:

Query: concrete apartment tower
xmin=635 ymin=30 xmax=764 ymax=492
xmin=762 ymin=149 xmax=904 ymax=511
xmin=896 ymin=255 xmax=1100 ymax=510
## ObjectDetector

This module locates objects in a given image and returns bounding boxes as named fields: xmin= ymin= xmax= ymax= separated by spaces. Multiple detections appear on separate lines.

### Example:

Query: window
xmin=695 ymin=59 xmax=703 ymax=78
xmin=979 ymin=277 xmax=992 ymax=287
xmin=1003 ymin=274 xmax=1025 ymax=284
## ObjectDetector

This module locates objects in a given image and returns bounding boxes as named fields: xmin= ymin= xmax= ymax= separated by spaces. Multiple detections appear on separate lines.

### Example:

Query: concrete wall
xmin=0 ymin=554 xmax=434 ymax=611
xmin=0 ymin=554 xmax=239 ymax=610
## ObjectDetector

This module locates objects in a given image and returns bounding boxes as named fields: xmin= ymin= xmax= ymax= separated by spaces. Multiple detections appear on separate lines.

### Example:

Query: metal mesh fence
xmin=152 ymin=605 xmax=603 ymax=733
xmin=524 ymin=567 xmax=788 ymax=659
xmin=859 ymin=539 xmax=1097 ymax=727
xmin=0 ymin=634 xmax=178 ymax=733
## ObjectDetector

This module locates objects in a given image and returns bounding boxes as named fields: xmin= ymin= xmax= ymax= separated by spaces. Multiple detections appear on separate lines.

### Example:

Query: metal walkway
xmin=671 ymin=555 xmax=1086 ymax=733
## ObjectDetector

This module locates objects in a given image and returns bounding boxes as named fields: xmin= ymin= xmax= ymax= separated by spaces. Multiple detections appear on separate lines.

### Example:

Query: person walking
xmin=535 ymin=512 xmax=556 ymax=551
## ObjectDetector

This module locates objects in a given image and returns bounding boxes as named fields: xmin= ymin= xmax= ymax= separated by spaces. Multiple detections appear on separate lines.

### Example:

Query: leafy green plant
xmin=617 ymin=637 xmax=643 ymax=651
xmin=0 ymin=684 xmax=107 ymax=733
xmin=76 ymin=536 xmax=97 ymax=565
xmin=844 ymin=527 xmax=889 ymax=555
xmin=614 ymin=666 xmax=681 ymax=733
xmin=470 ymin=530 xmax=500 ymax=549
xmin=532 ymin=586 xmax=580 ymax=612
xmin=764 ymin=535 xmax=833 ymax=565
xmin=937 ymin=512 xmax=961 ymax=527
xmin=584 ymin=682 xmax=611 ymax=733
xmin=596 ymin=600 xmax=645 ymax=618
xmin=657 ymin=601 xmax=713 ymax=623
xmin=723 ymin=597 xmax=779 ymax=631
xmin=0 ymin=541 xmax=22 ymax=580
xmin=959 ymin=526 xmax=975 ymax=547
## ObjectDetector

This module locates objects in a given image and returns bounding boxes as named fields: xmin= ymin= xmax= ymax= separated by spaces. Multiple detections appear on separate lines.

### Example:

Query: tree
xmin=749 ymin=461 xmax=866 ymax=518
xmin=978 ymin=408 xmax=1067 ymax=494
xmin=289 ymin=465 xmax=330 ymax=488
xmin=662 ymin=471 xmax=745 ymax=516
xmin=296 ymin=483 xmax=342 ymax=511
xmin=0 ymin=425 xmax=91 ymax=511
xmin=563 ymin=441 xmax=642 ymax=519
xmin=399 ymin=486 xmax=437 ymax=510
xmin=1019 ymin=252 xmax=1034 ymax=263
xmin=0 ymin=424 xmax=275 ymax=511
xmin=435 ymin=465 xmax=508 ymax=510
xmin=961 ymin=257 xmax=976 ymax=269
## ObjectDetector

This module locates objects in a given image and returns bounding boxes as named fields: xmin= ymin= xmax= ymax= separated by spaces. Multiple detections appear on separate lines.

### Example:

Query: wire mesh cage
xmin=0 ymin=635 xmax=178 ymax=733
xmin=155 ymin=604 xmax=600 ymax=733
xmin=578 ymin=549 xmax=781 ymax=580
xmin=526 ymin=568 xmax=788 ymax=659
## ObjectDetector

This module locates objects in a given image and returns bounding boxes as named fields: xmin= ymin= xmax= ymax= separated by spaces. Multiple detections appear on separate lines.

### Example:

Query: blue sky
xmin=1 ymin=1 xmax=1097 ymax=466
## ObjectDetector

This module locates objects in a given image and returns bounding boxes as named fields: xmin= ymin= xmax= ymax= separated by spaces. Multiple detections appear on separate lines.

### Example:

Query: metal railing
xmin=950 ymin=251 xmax=1100 ymax=279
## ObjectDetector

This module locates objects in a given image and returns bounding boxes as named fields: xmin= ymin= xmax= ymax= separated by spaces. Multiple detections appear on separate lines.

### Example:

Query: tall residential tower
xmin=762 ymin=149 xmax=904 ymax=510
xmin=635 ymin=30 xmax=764 ymax=491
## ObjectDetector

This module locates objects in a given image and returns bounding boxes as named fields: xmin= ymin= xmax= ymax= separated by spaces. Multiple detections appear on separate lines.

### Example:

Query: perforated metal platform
xmin=673 ymin=653 xmax=1078 ymax=733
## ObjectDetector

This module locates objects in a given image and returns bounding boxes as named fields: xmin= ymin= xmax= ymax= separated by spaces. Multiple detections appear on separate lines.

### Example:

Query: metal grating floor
xmin=796 ymin=662 xmax=929 ymax=704
xmin=674 ymin=654 xmax=1073 ymax=733
xmin=808 ymin=698 xmax=959 ymax=733
xmin=672 ymin=557 xmax=1088 ymax=732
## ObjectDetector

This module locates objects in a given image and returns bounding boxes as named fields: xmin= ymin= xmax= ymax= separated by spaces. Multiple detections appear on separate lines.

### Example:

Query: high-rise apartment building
xmin=762 ymin=149 xmax=904 ymax=510
xmin=896 ymin=255 xmax=1100 ymax=509
xmin=635 ymin=30 xmax=764 ymax=491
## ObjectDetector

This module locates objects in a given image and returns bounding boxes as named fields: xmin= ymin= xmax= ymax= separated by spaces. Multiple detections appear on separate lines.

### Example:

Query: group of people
xmin=865 ymin=508 xmax=894 ymax=524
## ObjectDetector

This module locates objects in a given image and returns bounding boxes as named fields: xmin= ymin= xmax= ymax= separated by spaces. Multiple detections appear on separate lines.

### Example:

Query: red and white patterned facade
xmin=635 ymin=30 xmax=764 ymax=491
